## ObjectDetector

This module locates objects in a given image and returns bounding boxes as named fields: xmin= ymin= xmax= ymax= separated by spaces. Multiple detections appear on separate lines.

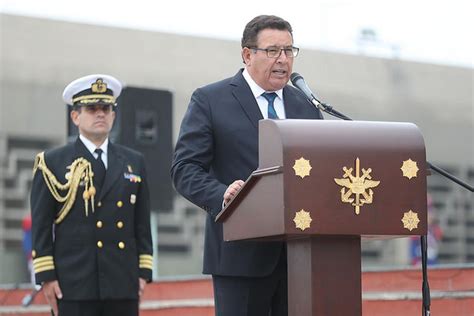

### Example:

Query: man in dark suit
xmin=171 ymin=15 xmax=323 ymax=316
xmin=30 ymin=74 xmax=153 ymax=316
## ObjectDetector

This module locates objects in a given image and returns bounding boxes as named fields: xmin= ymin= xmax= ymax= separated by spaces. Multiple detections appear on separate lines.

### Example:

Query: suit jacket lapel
xmin=231 ymin=70 xmax=263 ymax=129
xmin=98 ymin=142 xmax=124 ymax=200
xmin=74 ymin=137 xmax=95 ymax=162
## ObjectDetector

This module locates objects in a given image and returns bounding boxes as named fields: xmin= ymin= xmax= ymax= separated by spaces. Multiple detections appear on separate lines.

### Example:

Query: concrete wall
xmin=1 ymin=14 xmax=241 ymax=145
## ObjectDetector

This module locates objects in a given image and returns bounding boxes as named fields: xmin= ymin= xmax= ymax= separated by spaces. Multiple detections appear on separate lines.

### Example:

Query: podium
xmin=216 ymin=119 xmax=427 ymax=316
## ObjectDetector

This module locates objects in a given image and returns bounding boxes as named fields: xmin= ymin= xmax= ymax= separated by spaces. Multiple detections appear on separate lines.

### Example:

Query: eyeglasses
xmin=82 ymin=104 xmax=113 ymax=114
xmin=249 ymin=46 xmax=300 ymax=58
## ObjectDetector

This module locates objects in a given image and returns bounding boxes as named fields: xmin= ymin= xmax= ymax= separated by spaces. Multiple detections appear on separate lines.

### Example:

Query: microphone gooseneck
xmin=290 ymin=72 xmax=351 ymax=120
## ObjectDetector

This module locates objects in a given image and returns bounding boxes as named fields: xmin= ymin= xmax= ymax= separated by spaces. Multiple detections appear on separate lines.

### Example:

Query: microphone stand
xmin=305 ymin=94 xmax=474 ymax=316
xmin=421 ymin=235 xmax=431 ymax=316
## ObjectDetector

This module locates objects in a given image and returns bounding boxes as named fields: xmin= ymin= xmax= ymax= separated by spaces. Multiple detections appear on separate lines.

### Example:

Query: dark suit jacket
xmin=171 ymin=69 xmax=323 ymax=277
xmin=31 ymin=138 xmax=153 ymax=300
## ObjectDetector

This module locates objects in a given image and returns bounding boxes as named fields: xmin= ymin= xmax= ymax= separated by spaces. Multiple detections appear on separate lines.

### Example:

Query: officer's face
xmin=71 ymin=104 xmax=115 ymax=144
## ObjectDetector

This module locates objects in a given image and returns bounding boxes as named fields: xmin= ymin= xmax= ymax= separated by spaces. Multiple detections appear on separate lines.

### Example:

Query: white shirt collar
xmin=79 ymin=134 xmax=108 ymax=156
xmin=242 ymin=68 xmax=283 ymax=99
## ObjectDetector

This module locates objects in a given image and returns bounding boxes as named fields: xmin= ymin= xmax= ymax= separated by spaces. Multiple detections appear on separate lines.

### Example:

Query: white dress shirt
xmin=79 ymin=134 xmax=109 ymax=169
xmin=242 ymin=68 xmax=287 ymax=119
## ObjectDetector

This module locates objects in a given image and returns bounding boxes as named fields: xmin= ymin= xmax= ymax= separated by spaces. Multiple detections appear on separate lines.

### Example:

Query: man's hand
xmin=138 ymin=277 xmax=147 ymax=298
xmin=42 ymin=280 xmax=62 ymax=316
xmin=223 ymin=180 xmax=244 ymax=206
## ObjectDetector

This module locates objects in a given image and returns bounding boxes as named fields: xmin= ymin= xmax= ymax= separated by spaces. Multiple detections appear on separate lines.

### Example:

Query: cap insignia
xmin=91 ymin=79 xmax=107 ymax=93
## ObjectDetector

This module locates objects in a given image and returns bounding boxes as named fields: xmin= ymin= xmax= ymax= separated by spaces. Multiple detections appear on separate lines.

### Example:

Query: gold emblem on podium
xmin=401 ymin=210 xmax=420 ymax=231
xmin=293 ymin=157 xmax=312 ymax=179
xmin=401 ymin=159 xmax=419 ymax=179
xmin=293 ymin=209 xmax=312 ymax=231
xmin=334 ymin=158 xmax=380 ymax=215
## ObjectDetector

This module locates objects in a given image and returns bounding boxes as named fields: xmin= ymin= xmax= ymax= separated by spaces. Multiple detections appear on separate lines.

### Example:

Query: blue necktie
xmin=262 ymin=92 xmax=279 ymax=119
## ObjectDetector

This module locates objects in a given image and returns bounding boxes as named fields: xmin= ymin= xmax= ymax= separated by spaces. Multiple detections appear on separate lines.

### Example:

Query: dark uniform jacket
xmin=31 ymin=137 xmax=153 ymax=300
xmin=171 ymin=69 xmax=323 ymax=277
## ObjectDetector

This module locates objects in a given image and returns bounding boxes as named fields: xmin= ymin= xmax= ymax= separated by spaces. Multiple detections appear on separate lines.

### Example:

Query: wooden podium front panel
xmin=259 ymin=120 xmax=428 ymax=238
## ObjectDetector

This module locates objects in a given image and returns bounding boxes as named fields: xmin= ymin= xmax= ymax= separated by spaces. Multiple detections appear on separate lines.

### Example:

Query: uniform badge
xmin=91 ymin=78 xmax=107 ymax=93
xmin=124 ymin=172 xmax=142 ymax=183
xmin=130 ymin=194 xmax=136 ymax=204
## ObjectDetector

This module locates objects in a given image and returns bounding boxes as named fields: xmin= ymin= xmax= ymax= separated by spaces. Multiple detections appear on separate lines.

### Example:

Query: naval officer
xmin=30 ymin=74 xmax=153 ymax=316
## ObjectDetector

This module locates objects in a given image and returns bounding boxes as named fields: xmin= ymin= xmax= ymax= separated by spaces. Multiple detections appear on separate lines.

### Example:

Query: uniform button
xmin=118 ymin=242 xmax=125 ymax=249
xmin=96 ymin=221 xmax=103 ymax=228
xmin=97 ymin=201 xmax=102 ymax=207
xmin=117 ymin=221 xmax=124 ymax=229
xmin=97 ymin=241 xmax=103 ymax=248
xmin=117 ymin=201 xmax=123 ymax=208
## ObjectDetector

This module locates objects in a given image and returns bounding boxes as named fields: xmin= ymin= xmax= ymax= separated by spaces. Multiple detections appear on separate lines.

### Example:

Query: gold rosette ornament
xmin=293 ymin=157 xmax=312 ymax=179
xmin=33 ymin=152 xmax=96 ymax=223
xmin=401 ymin=210 xmax=420 ymax=231
xmin=293 ymin=209 xmax=313 ymax=231
xmin=401 ymin=159 xmax=419 ymax=179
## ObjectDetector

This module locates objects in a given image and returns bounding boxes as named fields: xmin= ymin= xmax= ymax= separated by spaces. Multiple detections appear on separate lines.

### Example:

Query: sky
xmin=1 ymin=0 xmax=473 ymax=68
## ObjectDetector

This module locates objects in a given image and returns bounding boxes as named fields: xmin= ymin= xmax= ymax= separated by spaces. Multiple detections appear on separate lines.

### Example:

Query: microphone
xmin=290 ymin=72 xmax=322 ymax=107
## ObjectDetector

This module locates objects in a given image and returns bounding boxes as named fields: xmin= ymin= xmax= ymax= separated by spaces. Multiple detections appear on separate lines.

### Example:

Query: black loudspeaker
xmin=116 ymin=87 xmax=173 ymax=211
xmin=67 ymin=86 xmax=173 ymax=212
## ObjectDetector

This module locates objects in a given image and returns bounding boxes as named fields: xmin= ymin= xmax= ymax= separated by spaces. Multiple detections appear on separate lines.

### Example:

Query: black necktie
xmin=94 ymin=148 xmax=106 ymax=189
xmin=262 ymin=92 xmax=279 ymax=119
